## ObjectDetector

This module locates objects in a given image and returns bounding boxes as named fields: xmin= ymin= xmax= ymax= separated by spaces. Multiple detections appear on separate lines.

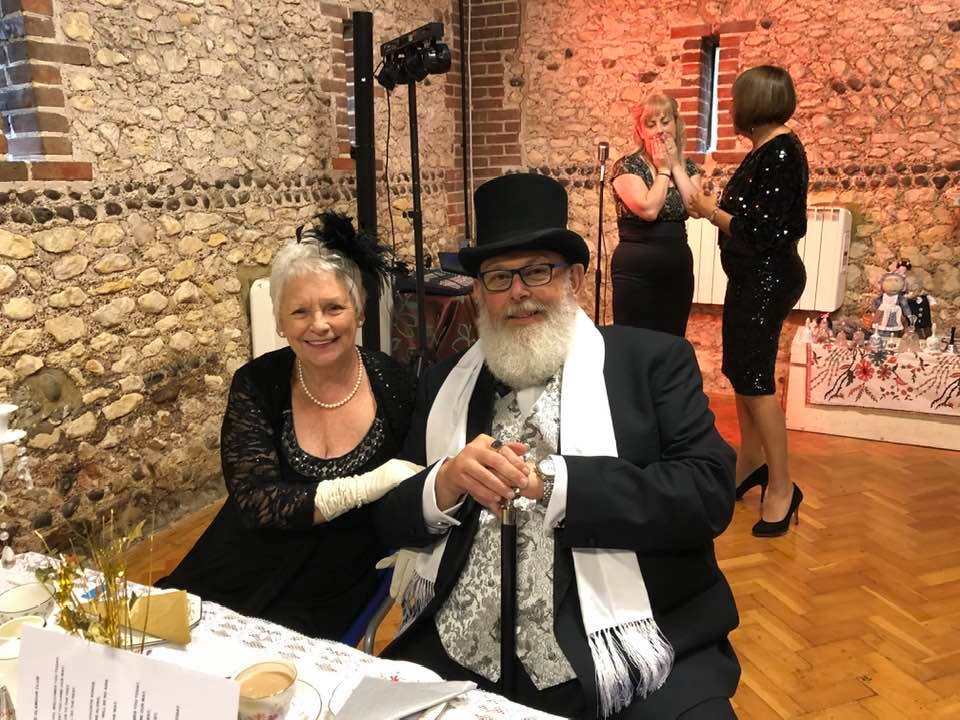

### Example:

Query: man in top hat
xmin=374 ymin=173 xmax=740 ymax=719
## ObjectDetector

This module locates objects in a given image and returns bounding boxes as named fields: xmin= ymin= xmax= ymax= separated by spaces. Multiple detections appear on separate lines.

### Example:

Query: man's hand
xmin=435 ymin=434 xmax=529 ymax=516
xmin=517 ymin=460 xmax=544 ymax=502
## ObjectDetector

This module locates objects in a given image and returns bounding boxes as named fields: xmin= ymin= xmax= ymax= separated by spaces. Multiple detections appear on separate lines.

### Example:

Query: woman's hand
xmin=313 ymin=458 xmax=424 ymax=523
xmin=663 ymin=135 xmax=681 ymax=170
xmin=689 ymin=190 xmax=717 ymax=221
xmin=649 ymin=137 xmax=670 ymax=172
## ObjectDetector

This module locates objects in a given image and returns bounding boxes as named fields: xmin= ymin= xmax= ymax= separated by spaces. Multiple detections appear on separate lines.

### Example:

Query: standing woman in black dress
xmin=609 ymin=93 xmax=703 ymax=336
xmin=690 ymin=66 xmax=808 ymax=537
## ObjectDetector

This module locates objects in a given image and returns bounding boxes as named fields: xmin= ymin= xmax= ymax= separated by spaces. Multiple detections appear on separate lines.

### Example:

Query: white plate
xmin=327 ymin=663 xmax=446 ymax=720
xmin=287 ymin=678 xmax=323 ymax=720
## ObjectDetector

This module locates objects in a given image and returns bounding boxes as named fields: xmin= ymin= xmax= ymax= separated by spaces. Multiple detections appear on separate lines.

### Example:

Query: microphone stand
xmin=593 ymin=148 xmax=608 ymax=325
xmin=500 ymin=497 xmax=517 ymax=700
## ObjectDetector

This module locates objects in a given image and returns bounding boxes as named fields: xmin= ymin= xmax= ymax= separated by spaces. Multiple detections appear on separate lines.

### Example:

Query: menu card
xmin=16 ymin=625 xmax=239 ymax=720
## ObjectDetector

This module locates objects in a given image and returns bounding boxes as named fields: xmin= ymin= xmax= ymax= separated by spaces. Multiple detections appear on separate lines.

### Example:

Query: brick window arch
xmin=669 ymin=19 xmax=756 ymax=166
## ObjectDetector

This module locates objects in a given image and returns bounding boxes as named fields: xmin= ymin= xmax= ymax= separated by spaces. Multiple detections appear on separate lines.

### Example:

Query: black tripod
xmin=402 ymin=80 xmax=432 ymax=378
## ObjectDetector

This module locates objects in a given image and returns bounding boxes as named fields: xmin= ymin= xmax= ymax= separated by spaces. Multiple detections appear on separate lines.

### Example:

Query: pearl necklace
xmin=297 ymin=347 xmax=363 ymax=409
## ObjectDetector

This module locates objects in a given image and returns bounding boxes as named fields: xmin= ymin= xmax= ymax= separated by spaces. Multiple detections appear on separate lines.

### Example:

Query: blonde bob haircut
xmin=630 ymin=93 xmax=685 ymax=164
xmin=732 ymin=65 xmax=796 ymax=133
xmin=269 ymin=238 xmax=365 ymax=332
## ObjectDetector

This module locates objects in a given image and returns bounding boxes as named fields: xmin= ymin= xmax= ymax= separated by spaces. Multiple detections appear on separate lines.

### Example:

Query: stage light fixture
xmin=422 ymin=44 xmax=451 ymax=75
xmin=375 ymin=22 xmax=451 ymax=90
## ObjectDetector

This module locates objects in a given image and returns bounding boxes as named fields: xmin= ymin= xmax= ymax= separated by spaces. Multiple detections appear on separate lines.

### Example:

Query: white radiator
xmin=248 ymin=277 xmax=393 ymax=359
xmin=686 ymin=206 xmax=852 ymax=312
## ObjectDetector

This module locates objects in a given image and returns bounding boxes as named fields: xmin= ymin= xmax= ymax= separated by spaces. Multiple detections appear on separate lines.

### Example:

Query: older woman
xmin=690 ymin=66 xmax=808 ymax=538
xmin=609 ymin=93 xmax=703 ymax=336
xmin=159 ymin=212 xmax=418 ymax=638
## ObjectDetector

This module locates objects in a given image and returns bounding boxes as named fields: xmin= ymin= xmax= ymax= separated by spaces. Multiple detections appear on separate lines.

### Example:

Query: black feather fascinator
xmin=296 ymin=211 xmax=392 ymax=289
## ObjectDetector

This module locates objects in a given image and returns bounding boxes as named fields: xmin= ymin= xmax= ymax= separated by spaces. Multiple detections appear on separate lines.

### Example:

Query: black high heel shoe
xmin=735 ymin=464 xmax=768 ymax=502
xmin=751 ymin=484 xmax=803 ymax=537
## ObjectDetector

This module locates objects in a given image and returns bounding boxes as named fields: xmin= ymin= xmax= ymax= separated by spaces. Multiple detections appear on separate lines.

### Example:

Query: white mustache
xmin=504 ymin=300 xmax=547 ymax=319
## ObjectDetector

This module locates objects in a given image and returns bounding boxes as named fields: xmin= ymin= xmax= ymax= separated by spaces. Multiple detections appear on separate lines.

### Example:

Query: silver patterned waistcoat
xmin=434 ymin=372 xmax=576 ymax=689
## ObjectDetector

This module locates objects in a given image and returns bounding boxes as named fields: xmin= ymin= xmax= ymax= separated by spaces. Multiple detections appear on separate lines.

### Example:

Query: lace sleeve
xmin=220 ymin=370 xmax=316 ymax=531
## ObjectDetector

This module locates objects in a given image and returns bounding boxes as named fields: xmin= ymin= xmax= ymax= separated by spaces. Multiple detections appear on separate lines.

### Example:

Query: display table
xmin=785 ymin=339 xmax=960 ymax=449
xmin=391 ymin=292 xmax=478 ymax=365
xmin=0 ymin=553 xmax=561 ymax=720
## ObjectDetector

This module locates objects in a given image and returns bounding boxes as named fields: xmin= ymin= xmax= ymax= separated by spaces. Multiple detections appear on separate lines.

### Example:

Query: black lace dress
xmin=609 ymin=153 xmax=701 ymax=336
xmin=718 ymin=132 xmax=808 ymax=395
xmin=158 ymin=346 xmax=416 ymax=639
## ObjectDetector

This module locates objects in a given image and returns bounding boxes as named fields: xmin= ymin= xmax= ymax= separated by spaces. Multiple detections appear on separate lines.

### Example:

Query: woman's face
xmin=638 ymin=107 xmax=677 ymax=150
xmin=278 ymin=270 xmax=360 ymax=370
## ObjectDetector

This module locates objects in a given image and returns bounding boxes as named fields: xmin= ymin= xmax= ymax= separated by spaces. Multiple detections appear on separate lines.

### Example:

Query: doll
xmin=872 ymin=270 xmax=915 ymax=342
xmin=904 ymin=273 xmax=937 ymax=339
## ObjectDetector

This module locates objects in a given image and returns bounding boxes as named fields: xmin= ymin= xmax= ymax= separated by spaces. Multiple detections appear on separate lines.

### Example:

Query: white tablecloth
xmin=1 ymin=552 xmax=565 ymax=720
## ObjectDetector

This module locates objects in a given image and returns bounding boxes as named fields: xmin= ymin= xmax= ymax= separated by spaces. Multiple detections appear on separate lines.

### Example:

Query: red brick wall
xmin=0 ymin=0 xmax=92 ymax=180
xmin=466 ymin=0 xmax=522 ymax=187
xmin=670 ymin=20 xmax=757 ymax=165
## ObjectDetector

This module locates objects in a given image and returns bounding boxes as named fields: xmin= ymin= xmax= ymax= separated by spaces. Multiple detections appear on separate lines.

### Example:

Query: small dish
xmin=0 ymin=583 xmax=53 ymax=624
xmin=286 ymin=678 xmax=323 ymax=720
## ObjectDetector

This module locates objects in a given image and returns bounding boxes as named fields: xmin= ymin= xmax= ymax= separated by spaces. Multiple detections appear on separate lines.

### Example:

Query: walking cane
xmin=500 ymin=492 xmax=518 ymax=700
xmin=491 ymin=437 xmax=518 ymax=700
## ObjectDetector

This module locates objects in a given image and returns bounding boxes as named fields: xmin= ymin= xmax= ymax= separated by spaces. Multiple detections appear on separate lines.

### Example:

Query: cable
xmin=383 ymin=87 xmax=397 ymax=259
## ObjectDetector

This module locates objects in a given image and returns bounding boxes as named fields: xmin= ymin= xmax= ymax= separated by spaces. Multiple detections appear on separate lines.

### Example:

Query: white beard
xmin=475 ymin=286 xmax=578 ymax=390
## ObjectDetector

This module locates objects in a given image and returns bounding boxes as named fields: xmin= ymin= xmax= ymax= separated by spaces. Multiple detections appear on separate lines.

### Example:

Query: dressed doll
xmin=873 ymin=270 xmax=915 ymax=342
xmin=904 ymin=273 xmax=936 ymax=339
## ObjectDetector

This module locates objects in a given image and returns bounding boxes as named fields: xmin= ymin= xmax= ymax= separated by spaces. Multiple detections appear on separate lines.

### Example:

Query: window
xmin=702 ymin=35 xmax=720 ymax=153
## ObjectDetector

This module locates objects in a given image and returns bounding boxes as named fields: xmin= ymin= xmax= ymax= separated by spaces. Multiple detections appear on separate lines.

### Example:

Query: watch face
xmin=538 ymin=456 xmax=555 ymax=476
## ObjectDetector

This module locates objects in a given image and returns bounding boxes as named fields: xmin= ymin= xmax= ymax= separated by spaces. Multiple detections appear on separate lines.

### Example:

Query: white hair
xmin=475 ymin=275 xmax=579 ymax=390
xmin=269 ymin=239 xmax=365 ymax=328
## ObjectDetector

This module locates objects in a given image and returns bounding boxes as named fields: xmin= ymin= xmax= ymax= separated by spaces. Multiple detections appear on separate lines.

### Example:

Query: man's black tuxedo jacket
xmin=374 ymin=326 xmax=740 ymax=718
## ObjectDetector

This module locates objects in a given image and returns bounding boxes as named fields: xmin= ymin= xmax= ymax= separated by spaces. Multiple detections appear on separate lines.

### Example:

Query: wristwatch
xmin=536 ymin=456 xmax=556 ymax=507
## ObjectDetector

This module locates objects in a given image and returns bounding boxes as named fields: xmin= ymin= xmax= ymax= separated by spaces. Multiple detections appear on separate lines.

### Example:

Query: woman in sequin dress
xmin=159 ymin=214 xmax=417 ymax=638
xmin=609 ymin=93 xmax=703 ymax=336
xmin=690 ymin=66 xmax=807 ymax=537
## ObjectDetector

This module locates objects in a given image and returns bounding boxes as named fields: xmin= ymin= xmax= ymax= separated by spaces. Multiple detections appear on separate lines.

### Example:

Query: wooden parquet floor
xmin=126 ymin=395 xmax=960 ymax=719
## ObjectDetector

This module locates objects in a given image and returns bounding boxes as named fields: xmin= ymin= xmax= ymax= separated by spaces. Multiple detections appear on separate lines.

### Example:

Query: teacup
xmin=0 ymin=583 xmax=54 ymax=624
xmin=234 ymin=659 xmax=297 ymax=720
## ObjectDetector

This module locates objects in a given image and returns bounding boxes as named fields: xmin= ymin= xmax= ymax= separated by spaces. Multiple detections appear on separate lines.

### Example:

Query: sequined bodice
xmin=282 ymin=410 xmax=387 ymax=479
xmin=719 ymin=132 xmax=808 ymax=256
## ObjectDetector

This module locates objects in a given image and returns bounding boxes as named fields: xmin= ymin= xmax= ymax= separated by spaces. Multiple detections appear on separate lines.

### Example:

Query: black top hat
xmin=458 ymin=173 xmax=590 ymax=276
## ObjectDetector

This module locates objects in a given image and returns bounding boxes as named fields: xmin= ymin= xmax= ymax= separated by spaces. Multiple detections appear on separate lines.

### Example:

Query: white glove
xmin=314 ymin=458 xmax=423 ymax=521
xmin=375 ymin=548 xmax=420 ymax=601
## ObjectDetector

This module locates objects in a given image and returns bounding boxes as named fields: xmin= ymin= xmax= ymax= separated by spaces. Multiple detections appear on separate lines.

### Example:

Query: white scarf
xmin=402 ymin=310 xmax=673 ymax=717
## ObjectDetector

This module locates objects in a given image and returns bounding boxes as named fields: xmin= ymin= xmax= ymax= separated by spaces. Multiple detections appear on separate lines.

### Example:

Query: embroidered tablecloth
xmin=805 ymin=343 xmax=960 ymax=416
xmin=0 ymin=552 xmax=562 ymax=720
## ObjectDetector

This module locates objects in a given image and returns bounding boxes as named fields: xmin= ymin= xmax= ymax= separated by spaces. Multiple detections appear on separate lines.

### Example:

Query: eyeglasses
xmin=478 ymin=263 xmax=566 ymax=293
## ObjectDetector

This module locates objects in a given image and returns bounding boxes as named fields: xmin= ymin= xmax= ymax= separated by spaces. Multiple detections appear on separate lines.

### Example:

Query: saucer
xmin=287 ymin=678 xmax=323 ymax=720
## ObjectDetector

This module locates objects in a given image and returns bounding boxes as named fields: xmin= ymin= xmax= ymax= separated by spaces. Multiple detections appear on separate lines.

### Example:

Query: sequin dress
xmin=158 ymin=346 xmax=416 ymax=639
xmin=610 ymin=153 xmax=701 ymax=336
xmin=718 ymin=132 xmax=808 ymax=395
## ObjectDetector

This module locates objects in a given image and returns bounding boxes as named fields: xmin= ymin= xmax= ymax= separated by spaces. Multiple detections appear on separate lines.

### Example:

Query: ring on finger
xmin=490 ymin=439 xmax=503 ymax=450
